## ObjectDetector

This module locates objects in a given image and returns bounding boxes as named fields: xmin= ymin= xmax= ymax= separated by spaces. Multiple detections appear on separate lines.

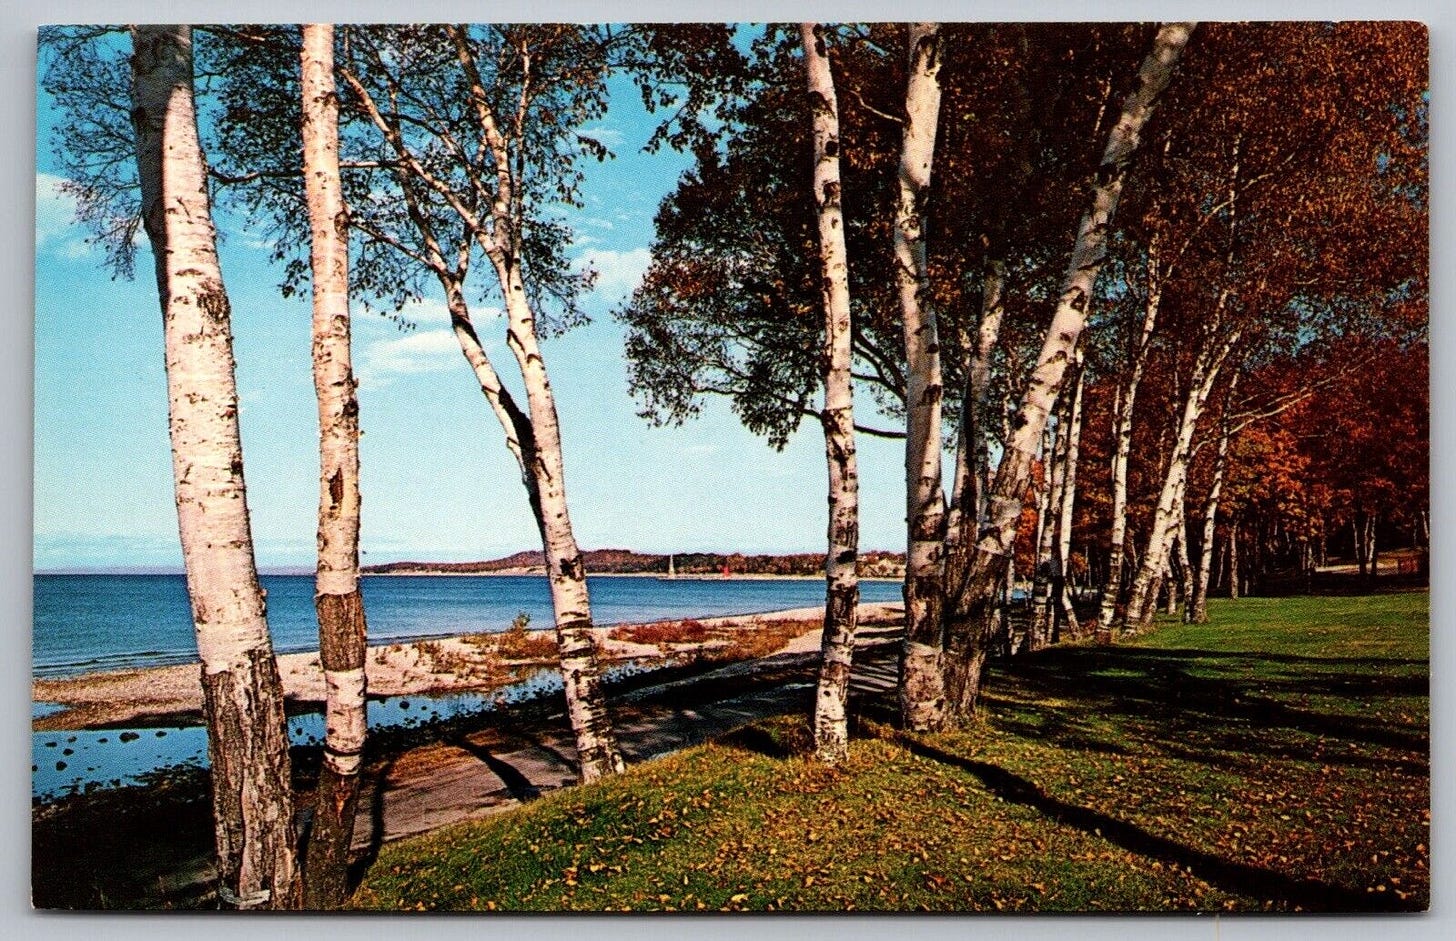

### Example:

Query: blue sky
xmin=33 ymin=37 xmax=909 ymax=571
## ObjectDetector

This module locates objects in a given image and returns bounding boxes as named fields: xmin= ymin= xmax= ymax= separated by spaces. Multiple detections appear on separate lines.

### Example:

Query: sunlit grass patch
xmin=350 ymin=592 xmax=1428 ymax=913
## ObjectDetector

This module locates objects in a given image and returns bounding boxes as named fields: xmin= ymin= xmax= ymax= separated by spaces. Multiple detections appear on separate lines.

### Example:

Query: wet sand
xmin=32 ymin=602 xmax=904 ymax=732
xmin=32 ymin=601 xmax=906 ymax=909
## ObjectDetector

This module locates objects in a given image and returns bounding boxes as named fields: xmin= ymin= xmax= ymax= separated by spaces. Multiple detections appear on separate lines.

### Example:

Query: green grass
xmin=349 ymin=592 xmax=1429 ymax=913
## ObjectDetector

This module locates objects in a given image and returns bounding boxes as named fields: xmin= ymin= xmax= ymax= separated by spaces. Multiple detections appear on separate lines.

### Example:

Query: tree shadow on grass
xmin=986 ymin=646 xmax=1428 ymax=774
xmin=901 ymin=736 xmax=1398 ymax=912
xmin=348 ymin=754 xmax=397 ymax=892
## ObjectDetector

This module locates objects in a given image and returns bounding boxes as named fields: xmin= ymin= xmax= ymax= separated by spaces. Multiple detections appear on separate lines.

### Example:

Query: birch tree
xmin=939 ymin=23 xmax=1194 ymax=724
xmin=1094 ymin=236 xmax=1164 ymax=637
xmin=798 ymin=23 xmax=862 ymax=762
xmin=299 ymin=23 xmax=367 ymax=908
xmin=334 ymin=25 xmax=624 ymax=782
xmin=1052 ymin=353 xmax=1086 ymax=638
xmin=1101 ymin=20 xmax=1425 ymax=626
xmin=129 ymin=24 xmax=301 ymax=910
xmin=893 ymin=22 xmax=950 ymax=733
xmin=1187 ymin=372 xmax=1238 ymax=623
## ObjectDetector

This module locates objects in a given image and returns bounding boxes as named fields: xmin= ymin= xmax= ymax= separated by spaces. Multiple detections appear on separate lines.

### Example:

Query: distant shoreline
xmin=33 ymin=600 xmax=906 ymax=732
xmin=361 ymin=570 xmax=903 ymax=583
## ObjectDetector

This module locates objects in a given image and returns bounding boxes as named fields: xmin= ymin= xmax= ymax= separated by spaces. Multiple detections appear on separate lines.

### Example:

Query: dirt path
xmin=33 ymin=606 xmax=904 ymax=909
xmin=346 ymin=620 xmax=902 ymax=849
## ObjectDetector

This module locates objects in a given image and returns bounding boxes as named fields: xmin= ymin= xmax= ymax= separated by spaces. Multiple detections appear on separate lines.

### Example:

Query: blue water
xmin=32 ymin=573 xmax=902 ymax=799
xmin=31 ymin=663 xmax=657 ymax=800
xmin=34 ymin=573 xmax=903 ymax=679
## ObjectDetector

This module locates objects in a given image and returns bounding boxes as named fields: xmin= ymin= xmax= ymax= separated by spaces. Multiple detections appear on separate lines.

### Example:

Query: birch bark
xmin=495 ymin=261 xmax=625 ymax=783
xmin=1188 ymin=377 xmax=1236 ymax=623
xmin=892 ymin=23 xmax=949 ymax=733
xmin=1029 ymin=417 xmax=1060 ymax=651
xmin=340 ymin=29 xmax=625 ymax=783
xmin=1229 ymin=518 xmax=1241 ymax=598
xmin=945 ymin=259 xmax=1005 ymax=555
xmin=130 ymin=24 xmax=301 ymax=910
xmin=800 ymin=23 xmax=861 ymax=761
xmin=1123 ymin=324 xmax=1239 ymax=630
xmin=1095 ymin=241 xmax=1164 ymax=638
xmin=1053 ymin=356 xmax=1086 ymax=639
xmin=940 ymin=23 xmax=1194 ymax=724
xmin=300 ymin=24 xmax=368 ymax=909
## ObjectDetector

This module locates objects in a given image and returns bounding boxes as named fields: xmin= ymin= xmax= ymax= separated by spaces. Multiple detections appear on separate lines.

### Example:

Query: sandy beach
xmin=33 ymin=602 xmax=905 ymax=732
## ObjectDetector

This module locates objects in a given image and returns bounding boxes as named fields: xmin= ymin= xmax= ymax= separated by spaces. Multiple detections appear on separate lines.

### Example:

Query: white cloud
xmin=359 ymin=328 xmax=465 ymax=386
xmin=578 ymin=122 xmax=626 ymax=148
xmin=35 ymin=173 xmax=94 ymax=260
xmin=577 ymin=247 xmax=652 ymax=299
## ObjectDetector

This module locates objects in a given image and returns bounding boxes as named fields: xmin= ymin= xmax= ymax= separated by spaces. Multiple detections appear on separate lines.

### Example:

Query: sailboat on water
xmin=660 ymin=554 xmax=677 ymax=580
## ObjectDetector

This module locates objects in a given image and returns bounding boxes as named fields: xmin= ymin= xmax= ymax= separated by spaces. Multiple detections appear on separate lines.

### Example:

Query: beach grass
xmin=350 ymin=591 xmax=1429 ymax=912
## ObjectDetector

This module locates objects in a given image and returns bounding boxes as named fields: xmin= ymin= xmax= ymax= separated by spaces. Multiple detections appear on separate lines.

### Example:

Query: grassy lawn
xmin=349 ymin=592 xmax=1429 ymax=912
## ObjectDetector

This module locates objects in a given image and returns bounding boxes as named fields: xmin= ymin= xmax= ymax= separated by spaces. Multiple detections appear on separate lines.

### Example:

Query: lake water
xmin=34 ymin=573 xmax=904 ymax=679
xmin=32 ymin=573 xmax=903 ymax=799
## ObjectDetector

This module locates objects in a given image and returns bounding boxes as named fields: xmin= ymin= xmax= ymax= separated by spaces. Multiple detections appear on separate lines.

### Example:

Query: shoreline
xmin=33 ymin=601 xmax=904 ymax=733
xmin=360 ymin=570 xmax=905 ymax=582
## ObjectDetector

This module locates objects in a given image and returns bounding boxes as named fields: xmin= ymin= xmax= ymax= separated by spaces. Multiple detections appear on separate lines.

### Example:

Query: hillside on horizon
xmin=363 ymin=548 xmax=907 ymax=578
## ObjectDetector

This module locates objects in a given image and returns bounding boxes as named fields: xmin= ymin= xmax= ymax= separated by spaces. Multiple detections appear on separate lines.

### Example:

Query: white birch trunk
xmin=129 ymin=25 xmax=300 ymax=910
xmin=801 ymin=23 xmax=862 ymax=760
xmin=1029 ymin=417 xmax=1060 ymax=651
xmin=340 ymin=28 xmax=624 ymax=782
xmin=893 ymin=23 xmax=949 ymax=733
xmin=1124 ymin=324 xmax=1239 ymax=630
xmin=300 ymin=24 xmax=368 ymax=909
xmin=1164 ymin=501 xmax=1188 ymax=620
xmin=1096 ymin=243 xmax=1164 ymax=638
xmin=1229 ymin=518 xmax=1241 ymax=599
xmin=494 ymin=259 xmax=625 ymax=783
xmin=1054 ymin=356 xmax=1086 ymax=639
xmin=941 ymin=23 xmax=1194 ymax=724
xmin=1189 ymin=392 xmax=1234 ymax=624
xmin=946 ymin=259 xmax=1005 ymax=557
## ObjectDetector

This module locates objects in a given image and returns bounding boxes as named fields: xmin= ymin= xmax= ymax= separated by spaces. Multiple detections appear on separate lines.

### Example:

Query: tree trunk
xmin=1229 ymin=518 xmax=1241 ymax=599
xmin=1096 ymin=240 xmax=1164 ymax=639
xmin=1354 ymin=514 xmax=1368 ymax=578
xmin=890 ymin=23 xmax=948 ymax=734
xmin=1054 ymin=355 xmax=1086 ymax=639
xmin=299 ymin=24 xmax=367 ymax=910
xmin=130 ymin=25 xmax=301 ymax=910
xmin=1029 ymin=416 xmax=1060 ymax=651
xmin=947 ymin=258 xmax=1006 ymax=549
xmin=940 ymin=23 xmax=1195 ymax=725
xmin=1366 ymin=514 xmax=1379 ymax=582
xmin=1124 ymin=321 xmax=1239 ymax=630
xmin=1189 ymin=454 xmax=1227 ymax=623
xmin=1188 ymin=376 xmax=1236 ymax=625
xmin=492 ymin=262 xmax=624 ymax=784
xmin=1174 ymin=500 xmax=1193 ymax=620
xmin=801 ymin=23 xmax=862 ymax=759
xmin=341 ymin=26 xmax=626 ymax=782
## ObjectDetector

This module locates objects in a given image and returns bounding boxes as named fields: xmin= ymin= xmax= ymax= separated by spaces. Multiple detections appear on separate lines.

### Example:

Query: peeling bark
xmin=801 ymin=23 xmax=861 ymax=760
xmin=300 ymin=23 xmax=367 ymax=909
xmin=1096 ymin=239 xmax=1164 ymax=639
xmin=941 ymin=23 xmax=1194 ymax=726
xmin=1053 ymin=356 xmax=1085 ymax=639
xmin=1124 ymin=323 xmax=1240 ymax=631
xmin=1189 ymin=379 xmax=1236 ymax=623
xmin=892 ymin=23 xmax=948 ymax=733
xmin=342 ymin=29 xmax=624 ymax=783
xmin=497 ymin=264 xmax=625 ymax=783
xmin=1028 ymin=417 xmax=1059 ymax=652
xmin=130 ymin=24 xmax=300 ymax=910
